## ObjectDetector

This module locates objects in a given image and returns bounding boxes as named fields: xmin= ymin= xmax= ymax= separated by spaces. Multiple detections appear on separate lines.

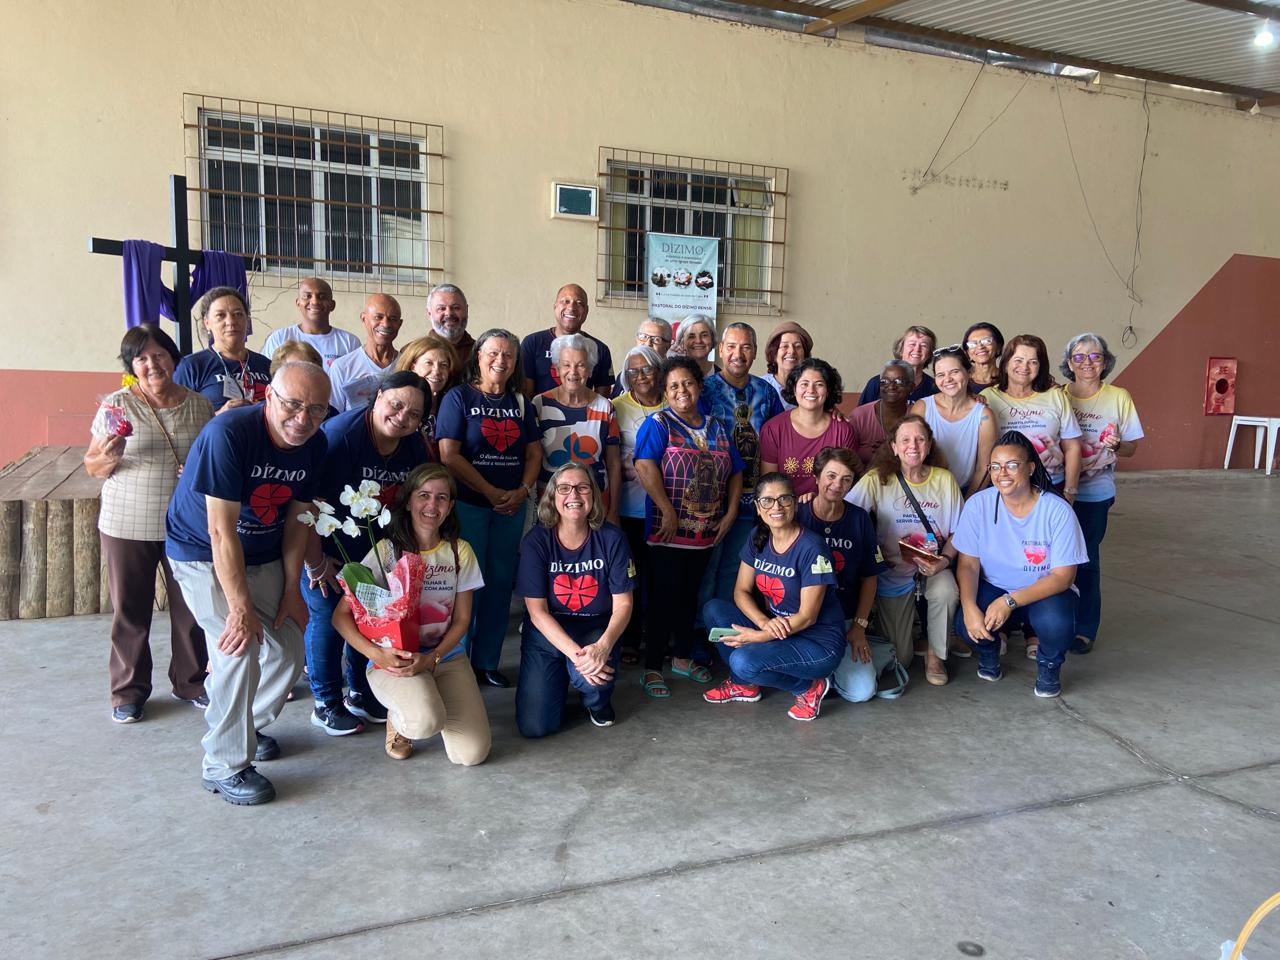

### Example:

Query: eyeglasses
xmin=988 ymin=460 xmax=1027 ymax=474
xmin=637 ymin=334 xmax=670 ymax=346
xmin=1071 ymin=352 xmax=1104 ymax=364
xmin=879 ymin=377 xmax=909 ymax=387
xmin=273 ymin=393 xmax=328 ymax=421
xmin=554 ymin=482 xmax=593 ymax=496
xmin=625 ymin=364 xmax=657 ymax=378
xmin=965 ymin=337 xmax=995 ymax=349
xmin=932 ymin=344 xmax=964 ymax=360
xmin=757 ymin=494 xmax=797 ymax=509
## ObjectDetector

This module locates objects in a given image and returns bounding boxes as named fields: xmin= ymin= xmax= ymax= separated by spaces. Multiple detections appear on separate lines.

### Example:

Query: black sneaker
xmin=1034 ymin=662 xmax=1062 ymax=699
xmin=311 ymin=702 xmax=364 ymax=736
xmin=254 ymin=732 xmax=281 ymax=762
xmin=111 ymin=703 xmax=143 ymax=724
xmin=202 ymin=766 xmax=275 ymax=805
xmin=344 ymin=691 xmax=387 ymax=723
xmin=171 ymin=691 xmax=210 ymax=710
xmin=587 ymin=704 xmax=615 ymax=727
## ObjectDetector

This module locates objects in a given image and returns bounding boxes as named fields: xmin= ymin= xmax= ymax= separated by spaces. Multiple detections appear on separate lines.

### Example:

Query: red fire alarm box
xmin=1204 ymin=357 xmax=1237 ymax=416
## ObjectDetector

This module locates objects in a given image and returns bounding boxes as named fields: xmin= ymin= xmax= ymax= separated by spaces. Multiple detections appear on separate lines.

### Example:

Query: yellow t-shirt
xmin=980 ymin=387 xmax=1082 ymax=483
xmin=1064 ymin=384 xmax=1143 ymax=502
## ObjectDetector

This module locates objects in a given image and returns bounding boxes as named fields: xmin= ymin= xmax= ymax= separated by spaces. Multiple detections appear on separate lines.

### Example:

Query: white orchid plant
xmin=298 ymin=479 xmax=392 ymax=567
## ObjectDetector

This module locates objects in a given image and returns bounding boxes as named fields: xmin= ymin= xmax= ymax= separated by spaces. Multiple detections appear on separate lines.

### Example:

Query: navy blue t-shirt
xmin=517 ymin=523 xmax=635 ymax=642
xmin=317 ymin=407 xmax=429 ymax=561
xmin=796 ymin=502 xmax=886 ymax=619
xmin=739 ymin=526 xmax=846 ymax=631
xmin=165 ymin=405 xmax=326 ymax=565
xmin=434 ymin=384 xmax=538 ymax=507
xmin=520 ymin=328 xmax=614 ymax=395
xmin=858 ymin=371 xmax=938 ymax=406
xmin=174 ymin=348 xmax=273 ymax=412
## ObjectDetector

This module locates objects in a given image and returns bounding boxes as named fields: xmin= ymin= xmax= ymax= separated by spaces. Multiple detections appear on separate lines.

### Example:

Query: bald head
xmin=361 ymin=294 xmax=403 ymax=349
xmin=553 ymin=284 xmax=589 ymax=336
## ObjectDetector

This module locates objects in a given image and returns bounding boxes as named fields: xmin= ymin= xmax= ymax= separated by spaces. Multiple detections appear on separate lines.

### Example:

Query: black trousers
xmin=644 ymin=544 xmax=713 ymax=671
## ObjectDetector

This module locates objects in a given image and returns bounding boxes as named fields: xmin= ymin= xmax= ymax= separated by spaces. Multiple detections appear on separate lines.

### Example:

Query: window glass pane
xmin=377 ymin=137 xmax=421 ymax=170
xmin=264 ymin=167 xmax=313 ymax=270
xmin=377 ymin=177 xmax=425 ymax=279
xmin=320 ymin=128 xmax=371 ymax=165
xmin=650 ymin=205 xmax=682 ymax=234
xmin=325 ymin=173 xmax=373 ymax=273
xmin=730 ymin=212 xmax=767 ymax=299
xmin=206 ymin=117 xmax=256 ymax=151
xmin=732 ymin=178 xmax=772 ymax=210
xmin=262 ymin=121 xmax=313 ymax=159
xmin=651 ymin=169 xmax=687 ymax=202
xmin=690 ymin=174 xmax=729 ymax=206
xmin=205 ymin=159 xmax=260 ymax=255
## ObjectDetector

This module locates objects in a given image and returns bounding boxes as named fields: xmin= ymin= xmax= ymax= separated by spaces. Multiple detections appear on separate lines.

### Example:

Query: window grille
xmin=184 ymin=94 xmax=444 ymax=295
xmin=597 ymin=147 xmax=788 ymax=315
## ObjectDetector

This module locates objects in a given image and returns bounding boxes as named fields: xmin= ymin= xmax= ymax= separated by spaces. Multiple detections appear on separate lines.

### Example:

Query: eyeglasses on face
xmin=879 ymin=377 xmax=909 ymax=387
xmin=625 ymin=364 xmax=657 ymax=378
xmin=273 ymin=393 xmax=328 ymax=421
xmin=1071 ymin=352 xmax=1104 ymax=364
xmin=637 ymin=334 xmax=670 ymax=346
xmin=988 ymin=460 xmax=1027 ymax=474
xmin=965 ymin=336 xmax=995 ymax=349
xmin=554 ymin=482 xmax=593 ymax=496
xmin=757 ymin=494 xmax=797 ymax=509
xmin=932 ymin=344 xmax=964 ymax=360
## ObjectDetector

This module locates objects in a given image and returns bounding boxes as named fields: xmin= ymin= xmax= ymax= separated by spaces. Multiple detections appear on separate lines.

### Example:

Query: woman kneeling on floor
xmin=515 ymin=463 xmax=636 ymax=736
xmin=332 ymin=464 xmax=491 ymax=763
xmin=951 ymin=432 xmax=1088 ymax=698
xmin=702 ymin=473 xmax=847 ymax=721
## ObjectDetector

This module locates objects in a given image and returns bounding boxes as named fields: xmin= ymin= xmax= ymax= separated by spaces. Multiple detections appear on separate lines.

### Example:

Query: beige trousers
xmin=874 ymin=570 xmax=958 ymax=665
xmin=367 ymin=654 xmax=491 ymax=766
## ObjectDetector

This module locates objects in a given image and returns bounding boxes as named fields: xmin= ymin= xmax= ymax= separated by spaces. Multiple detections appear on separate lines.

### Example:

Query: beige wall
xmin=4 ymin=0 xmax=1279 ymax=390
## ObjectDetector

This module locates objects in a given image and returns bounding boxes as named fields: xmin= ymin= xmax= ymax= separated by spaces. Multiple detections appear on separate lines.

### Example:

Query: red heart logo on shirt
xmin=480 ymin=418 xmax=520 ymax=452
xmin=249 ymin=483 xmax=293 ymax=525
xmin=831 ymin=550 xmax=846 ymax=574
xmin=755 ymin=574 xmax=785 ymax=606
xmin=1023 ymin=545 xmax=1048 ymax=565
xmin=553 ymin=574 xmax=599 ymax=612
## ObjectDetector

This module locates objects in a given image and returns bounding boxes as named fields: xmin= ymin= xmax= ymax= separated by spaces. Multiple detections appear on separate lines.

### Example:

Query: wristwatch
xmin=1003 ymin=593 xmax=1018 ymax=610
xmin=852 ymin=616 xmax=870 ymax=629
xmin=523 ymin=482 xmax=537 ymax=500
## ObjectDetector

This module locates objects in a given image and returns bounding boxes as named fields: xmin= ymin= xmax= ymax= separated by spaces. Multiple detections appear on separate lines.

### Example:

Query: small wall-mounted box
xmin=551 ymin=182 xmax=598 ymax=221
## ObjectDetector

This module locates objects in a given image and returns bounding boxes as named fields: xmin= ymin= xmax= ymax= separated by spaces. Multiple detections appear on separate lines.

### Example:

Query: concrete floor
xmin=3 ymin=471 xmax=1278 ymax=960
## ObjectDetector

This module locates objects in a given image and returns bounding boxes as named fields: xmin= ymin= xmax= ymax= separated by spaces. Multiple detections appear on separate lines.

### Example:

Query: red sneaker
xmin=703 ymin=680 xmax=762 ymax=704
xmin=787 ymin=677 xmax=831 ymax=722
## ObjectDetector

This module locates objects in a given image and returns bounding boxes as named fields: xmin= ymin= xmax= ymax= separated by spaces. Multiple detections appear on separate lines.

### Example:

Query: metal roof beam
xmin=802 ymin=0 xmax=910 ymax=35
xmin=1184 ymin=0 xmax=1280 ymax=20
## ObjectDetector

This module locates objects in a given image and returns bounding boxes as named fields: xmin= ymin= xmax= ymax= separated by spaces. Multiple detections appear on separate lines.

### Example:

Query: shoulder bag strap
xmin=895 ymin=471 xmax=936 ymax=539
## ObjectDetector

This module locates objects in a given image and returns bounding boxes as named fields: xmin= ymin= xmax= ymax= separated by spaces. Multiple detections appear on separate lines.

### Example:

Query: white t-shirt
xmin=846 ymin=466 xmax=963 ymax=598
xmin=261 ymin=325 xmax=361 ymax=370
xmin=980 ymin=387 xmax=1082 ymax=484
xmin=1064 ymin=384 xmax=1144 ymax=503
xmin=951 ymin=487 xmax=1088 ymax=593
xmin=365 ymin=538 xmax=484 ymax=662
xmin=328 ymin=347 xmax=398 ymax=412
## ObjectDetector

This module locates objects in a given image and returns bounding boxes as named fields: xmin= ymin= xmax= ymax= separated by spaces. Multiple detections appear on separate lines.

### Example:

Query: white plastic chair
xmin=1223 ymin=415 xmax=1280 ymax=476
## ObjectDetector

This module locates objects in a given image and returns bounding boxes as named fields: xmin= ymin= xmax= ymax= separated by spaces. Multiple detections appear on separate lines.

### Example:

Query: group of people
xmin=86 ymin=275 xmax=1144 ymax=805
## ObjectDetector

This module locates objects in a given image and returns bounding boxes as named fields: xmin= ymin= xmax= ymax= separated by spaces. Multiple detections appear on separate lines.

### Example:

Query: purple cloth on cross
xmin=121 ymin=241 xmax=250 ymax=336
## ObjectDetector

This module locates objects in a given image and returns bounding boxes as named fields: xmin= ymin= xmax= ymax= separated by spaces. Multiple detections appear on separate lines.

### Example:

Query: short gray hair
xmin=1059 ymin=332 xmax=1116 ymax=381
xmin=677 ymin=315 xmax=715 ymax=349
xmin=428 ymin=283 xmax=467 ymax=305
xmin=637 ymin=317 xmax=672 ymax=340
xmin=616 ymin=345 xmax=664 ymax=394
xmin=549 ymin=333 xmax=598 ymax=372
xmin=720 ymin=320 xmax=757 ymax=347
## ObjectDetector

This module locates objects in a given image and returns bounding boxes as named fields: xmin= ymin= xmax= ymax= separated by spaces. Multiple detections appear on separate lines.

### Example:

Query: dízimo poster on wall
xmin=646 ymin=232 xmax=718 ymax=330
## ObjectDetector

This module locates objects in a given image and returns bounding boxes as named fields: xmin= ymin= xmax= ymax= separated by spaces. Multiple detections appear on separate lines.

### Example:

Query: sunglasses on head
xmin=932 ymin=344 xmax=965 ymax=360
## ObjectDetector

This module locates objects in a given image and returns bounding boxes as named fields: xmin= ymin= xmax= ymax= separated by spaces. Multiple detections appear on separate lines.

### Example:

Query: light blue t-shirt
xmin=951 ymin=487 xmax=1088 ymax=594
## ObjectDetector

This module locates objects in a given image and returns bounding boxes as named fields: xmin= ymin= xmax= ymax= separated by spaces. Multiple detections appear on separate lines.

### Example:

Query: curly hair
xmin=782 ymin=357 xmax=842 ymax=412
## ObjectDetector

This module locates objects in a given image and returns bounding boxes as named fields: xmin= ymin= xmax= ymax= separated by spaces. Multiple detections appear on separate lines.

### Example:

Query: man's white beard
xmin=433 ymin=320 xmax=464 ymax=342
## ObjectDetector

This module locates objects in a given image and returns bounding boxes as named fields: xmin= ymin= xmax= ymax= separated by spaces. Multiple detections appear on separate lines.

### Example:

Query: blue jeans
xmin=702 ymin=599 xmax=845 ymax=695
xmin=516 ymin=624 xmax=619 ymax=738
xmin=954 ymin=578 xmax=1077 ymax=671
xmin=301 ymin=572 xmax=371 ymax=704
xmin=830 ymin=620 xmax=877 ymax=703
xmin=455 ymin=500 xmax=525 ymax=671
xmin=1072 ymin=498 xmax=1113 ymax=642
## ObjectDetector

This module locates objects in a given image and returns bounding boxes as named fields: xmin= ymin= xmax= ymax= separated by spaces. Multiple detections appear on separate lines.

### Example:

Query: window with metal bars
xmin=185 ymin=95 xmax=444 ymax=293
xmin=597 ymin=148 xmax=788 ymax=315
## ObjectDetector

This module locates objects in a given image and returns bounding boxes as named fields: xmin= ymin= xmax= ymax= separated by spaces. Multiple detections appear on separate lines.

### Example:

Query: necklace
xmin=132 ymin=385 xmax=185 ymax=479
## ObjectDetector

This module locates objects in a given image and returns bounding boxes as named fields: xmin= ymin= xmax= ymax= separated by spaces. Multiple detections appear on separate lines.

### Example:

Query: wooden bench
xmin=0 ymin=446 xmax=108 ymax=620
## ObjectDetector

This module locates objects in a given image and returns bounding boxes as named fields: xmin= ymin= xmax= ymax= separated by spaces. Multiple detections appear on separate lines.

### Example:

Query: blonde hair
xmin=270 ymin=340 xmax=323 ymax=376
xmin=536 ymin=463 xmax=604 ymax=530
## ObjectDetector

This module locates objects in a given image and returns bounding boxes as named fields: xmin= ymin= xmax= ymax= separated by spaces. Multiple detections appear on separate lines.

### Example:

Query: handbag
xmin=869 ymin=633 xmax=909 ymax=699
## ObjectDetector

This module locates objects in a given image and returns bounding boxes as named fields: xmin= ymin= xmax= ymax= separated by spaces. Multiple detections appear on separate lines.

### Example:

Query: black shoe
xmin=344 ymin=691 xmax=387 ymax=723
xmin=474 ymin=668 xmax=512 ymax=689
xmin=202 ymin=766 xmax=275 ymax=805
xmin=311 ymin=702 xmax=364 ymax=736
xmin=587 ymin=704 xmax=615 ymax=727
xmin=254 ymin=732 xmax=281 ymax=762
xmin=171 ymin=691 xmax=210 ymax=710
xmin=111 ymin=703 xmax=144 ymax=724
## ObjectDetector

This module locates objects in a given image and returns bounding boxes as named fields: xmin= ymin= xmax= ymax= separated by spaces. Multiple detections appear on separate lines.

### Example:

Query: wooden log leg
xmin=19 ymin=501 xmax=48 ymax=619
xmin=46 ymin=500 xmax=74 ymax=618
xmin=99 ymin=536 xmax=112 ymax=616
xmin=73 ymin=499 xmax=100 ymax=615
xmin=0 ymin=500 xmax=20 ymax=620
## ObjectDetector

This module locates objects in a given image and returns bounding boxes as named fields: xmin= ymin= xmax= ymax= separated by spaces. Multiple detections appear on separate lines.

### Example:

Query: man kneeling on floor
xmin=165 ymin=361 xmax=331 ymax=805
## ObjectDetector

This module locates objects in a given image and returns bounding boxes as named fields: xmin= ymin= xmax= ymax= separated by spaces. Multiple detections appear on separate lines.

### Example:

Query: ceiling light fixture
xmin=1250 ymin=100 xmax=1262 ymax=115
xmin=1256 ymin=21 xmax=1277 ymax=48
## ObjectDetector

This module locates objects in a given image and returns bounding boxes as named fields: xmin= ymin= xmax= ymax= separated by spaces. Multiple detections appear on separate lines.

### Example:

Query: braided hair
xmin=990 ymin=430 xmax=1059 ymax=524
